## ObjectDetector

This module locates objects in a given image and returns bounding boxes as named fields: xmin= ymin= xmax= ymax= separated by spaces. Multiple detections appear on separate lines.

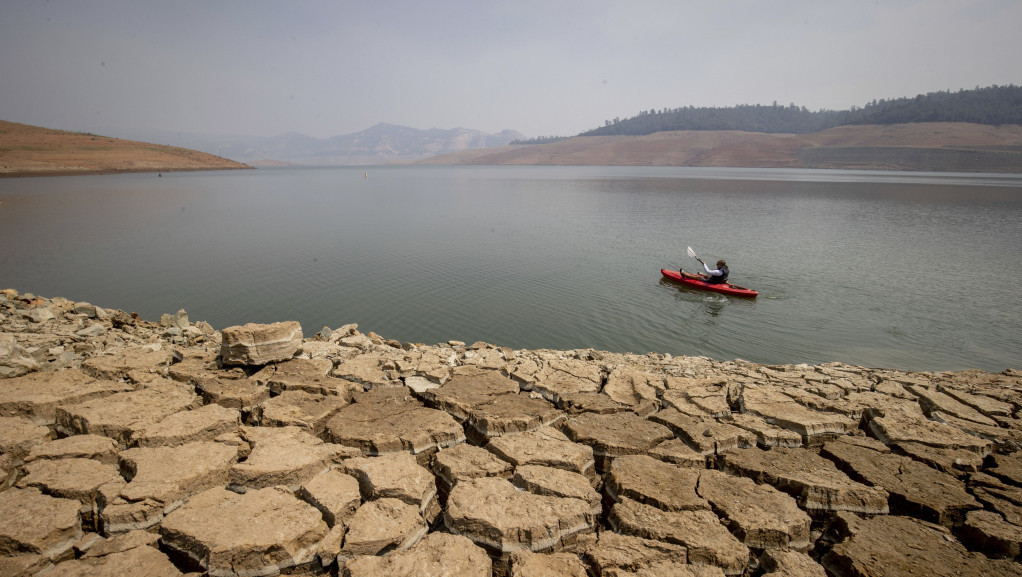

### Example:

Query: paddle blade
xmin=687 ymin=246 xmax=697 ymax=259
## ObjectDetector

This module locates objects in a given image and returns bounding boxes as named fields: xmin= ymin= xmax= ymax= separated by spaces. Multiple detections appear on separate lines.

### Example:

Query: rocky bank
xmin=1 ymin=288 xmax=1021 ymax=577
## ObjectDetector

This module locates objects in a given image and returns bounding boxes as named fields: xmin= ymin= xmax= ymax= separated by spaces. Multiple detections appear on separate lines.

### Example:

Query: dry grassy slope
xmin=418 ymin=123 xmax=1022 ymax=172
xmin=0 ymin=120 xmax=251 ymax=177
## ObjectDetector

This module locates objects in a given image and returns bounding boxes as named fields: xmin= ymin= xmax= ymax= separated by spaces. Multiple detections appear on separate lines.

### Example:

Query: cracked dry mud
xmin=1 ymin=288 xmax=1021 ymax=576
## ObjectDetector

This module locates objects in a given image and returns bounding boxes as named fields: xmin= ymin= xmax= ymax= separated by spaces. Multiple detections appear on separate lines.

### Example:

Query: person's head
xmin=716 ymin=259 xmax=726 ymax=268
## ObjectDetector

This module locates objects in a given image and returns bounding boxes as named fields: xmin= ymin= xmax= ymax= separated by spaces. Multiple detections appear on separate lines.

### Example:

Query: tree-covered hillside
xmin=581 ymin=84 xmax=1022 ymax=137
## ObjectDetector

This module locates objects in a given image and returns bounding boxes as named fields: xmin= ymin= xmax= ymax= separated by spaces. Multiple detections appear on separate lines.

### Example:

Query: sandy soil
xmin=0 ymin=120 xmax=250 ymax=177
xmin=418 ymin=123 xmax=1022 ymax=172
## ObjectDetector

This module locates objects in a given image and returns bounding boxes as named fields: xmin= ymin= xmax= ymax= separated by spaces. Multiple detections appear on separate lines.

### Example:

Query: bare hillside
xmin=0 ymin=120 xmax=251 ymax=177
xmin=418 ymin=123 xmax=1022 ymax=172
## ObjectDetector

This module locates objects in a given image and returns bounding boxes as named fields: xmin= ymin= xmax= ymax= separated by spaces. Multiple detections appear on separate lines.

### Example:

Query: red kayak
xmin=661 ymin=269 xmax=759 ymax=298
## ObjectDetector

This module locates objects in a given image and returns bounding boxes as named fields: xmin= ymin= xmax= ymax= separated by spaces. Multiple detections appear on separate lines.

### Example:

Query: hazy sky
xmin=1 ymin=1 xmax=1019 ymax=139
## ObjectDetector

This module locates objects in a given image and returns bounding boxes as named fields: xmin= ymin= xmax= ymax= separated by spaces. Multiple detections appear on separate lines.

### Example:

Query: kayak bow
xmin=660 ymin=269 xmax=758 ymax=298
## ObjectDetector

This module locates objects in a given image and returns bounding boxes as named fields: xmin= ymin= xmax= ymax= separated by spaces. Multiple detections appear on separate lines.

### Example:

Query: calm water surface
xmin=2 ymin=166 xmax=1020 ymax=372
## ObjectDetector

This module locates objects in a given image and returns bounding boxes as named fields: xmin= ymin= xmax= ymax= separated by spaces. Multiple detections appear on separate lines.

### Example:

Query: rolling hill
xmin=417 ymin=123 xmax=1022 ymax=173
xmin=0 ymin=120 xmax=250 ymax=177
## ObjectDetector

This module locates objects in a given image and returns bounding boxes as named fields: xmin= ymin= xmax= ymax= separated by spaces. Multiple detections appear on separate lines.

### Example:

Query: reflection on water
xmin=2 ymin=165 xmax=1021 ymax=372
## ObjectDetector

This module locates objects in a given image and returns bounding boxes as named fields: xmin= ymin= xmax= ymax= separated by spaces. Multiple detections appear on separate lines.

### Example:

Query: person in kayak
xmin=680 ymin=259 xmax=729 ymax=284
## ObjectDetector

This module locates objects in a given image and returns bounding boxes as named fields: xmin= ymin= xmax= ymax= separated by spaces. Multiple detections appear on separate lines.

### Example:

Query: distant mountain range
xmin=114 ymin=123 xmax=524 ymax=166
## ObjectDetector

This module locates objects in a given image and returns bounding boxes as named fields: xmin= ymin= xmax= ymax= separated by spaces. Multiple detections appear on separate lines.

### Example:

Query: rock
xmin=76 ymin=323 xmax=107 ymax=338
xmin=696 ymin=469 xmax=812 ymax=550
xmin=759 ymin=549 xmax=827 ymax=577
xmin=0 ymin=554 xmax=52 ymax=577
xmin=444 ymin=477 xmax=596 ymax=555
xmin=28 ymin=307 xmax=55 ymax=323
xmin=250 ymin=357 xmax=358 ymax=398
xmin=602 ymin=366 xmax=661 ymax=409
xmin=661 ymin=390 xmax=716 ymax=418
xmin=77 ymin=528 xmax=159 ymax=558
xmin=431 ymin=442 xmax=513 ymax=500
xmin=509 ymin=550 xmax=589 ymax=577
xmin=219 ymin=321 xmax=303 ymax=366
xmin=718 ymin=447 xmax=890 ymax=516
xmin=316 ymin=523 xmax=345 ymax=569
xmin=54 ymin=380 xmax=202 ymax=447
xmin=988 ymin=451 xmax=1022 ymax=486
xmin=647 ymin=438 xmax=707 ymax=468
xmin=16 ymin=458 xmax=122 ymax=531
xmin=484 ymin=426 xmax=596 ymax=480
xmin=970 ymin=473 xmax=1022 ymax=526
xmin=344 ymin=531 xmax=491 ymax=577
xmin=725 ymin=413 xmax=804 ymax=448
xmin=461 ymin=392 xmax=565 ymax=444
xmin=73 ymin=302 xmax=101 ymax=318
xmin=0 ymin=333 xmax=38 ymax=377
xmin=821 ymin=436 xmax=979 ymax=527
xmin=131 ymin=403 xmax=241 ymax=447
xmin=526 ymin=358 xmax=603 ymax=402
xmin=49 ymin=544 xmax=184 ymax=577
xmin=561 ymin=412 xmax=674 ymax=472
xmin=0 ymin=487 xmax=82 ymax=560
xmin=341 ymin=497 xmax=428 ymax=557
xmin=82 ymin=346 xmax=176 ymax=381
xmin=739 ymin=385 xmax=859 ymax=444
xmin=867 ymin=410 xmax=993 ymax=457
xmin=160 ymin=486 xmax=327 ymax=577
xmin=298 ymin=469 xmax=361 ymax=527
xmin=418 ymin=366 xmax=520 ymax=421
xmin=0 ymin=415 xmax=51 ymax=460
xmin=664 ymin=380 xmax=731 ymax=417
xmin=938 ymin=383 xmax=1014 ymax=419
xmin=582 ymin=530 xmax=690 ymax=576
xmin=605 ymin=454 xmax=709 ymax=512
xmin=821 ymin=513 xmax=1020 ymax=577
xmin=159 ymin=309 xmax=189 ymax=330
xmin=192 ymin=374 xmax=270 ymax=411
xmin=649 ymin=410 xmax=755 ymax=455
xmin=104 ymin=441 xmax=237 ymax=533
xmin=247 ymin=389 xmax=349 ymax=434
xmin=322 ymin=387 xmax=465 ymax=457
xmin=891 ymin=441 xmax=985 ymax=475
xmin=556 ymin=391 xmax=640 ymax=415
xmin=344 ymin=452 xmax=440 ymax=524
xmin=331 ymin=352 xmax=395 ymax=387
xmin=513 ymin=464 xmax=602 ymax=516
xmin=405 ymin=375 xmax=440 ymax=393
xmin=25 ymin=434 xmax=119 ymax=466
xmin=229 ymin=425 xmax=355 ymax=492
xmin=960 ymin=509 xmax=1022 ymax=559
xmin=907 ymin=383 xmax=1000 ymax=427
xmin=0 ymin=369 xmax=133 ymax=425
xmin=608 ymin=497 xmax=750 ymax=576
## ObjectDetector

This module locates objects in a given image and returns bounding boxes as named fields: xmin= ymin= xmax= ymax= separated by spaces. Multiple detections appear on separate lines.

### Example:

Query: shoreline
xmin=0 ymin=165 xmax=253 ymax=179
xmin=2 ymin=288 xmax=1020 ymax=576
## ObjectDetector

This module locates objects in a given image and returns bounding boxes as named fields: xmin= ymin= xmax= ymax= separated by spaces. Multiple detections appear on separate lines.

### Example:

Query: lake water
xmin=2 ymin=165 xmax=1021 ymax=373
